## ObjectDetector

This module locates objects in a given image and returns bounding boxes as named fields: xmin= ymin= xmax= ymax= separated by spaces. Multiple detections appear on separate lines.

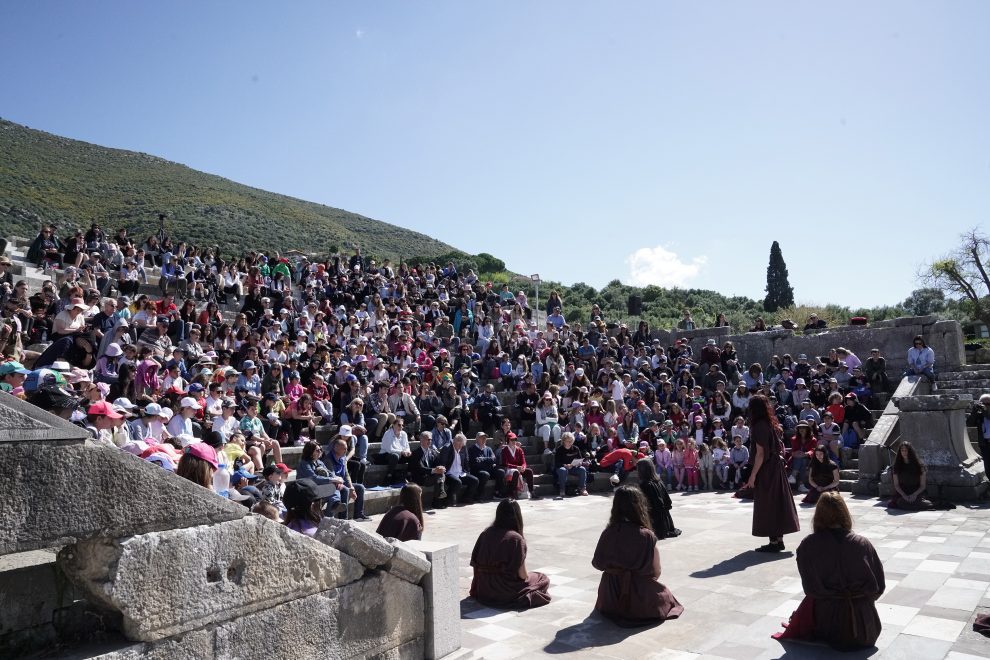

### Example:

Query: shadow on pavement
xmin=689 ymin=549 xmax=793 ymax=578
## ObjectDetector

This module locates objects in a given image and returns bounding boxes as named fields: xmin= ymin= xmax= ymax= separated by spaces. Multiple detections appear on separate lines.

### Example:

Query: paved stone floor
xmin=380 ymin=491 xmax=990 ymax=659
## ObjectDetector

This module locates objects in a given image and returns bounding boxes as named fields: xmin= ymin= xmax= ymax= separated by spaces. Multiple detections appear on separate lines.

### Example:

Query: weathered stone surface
xmin=58 ymin=516 xmax=365 ymax=641
xmin=317 ymin=517 xmax=395 ymax=569
xmin=0 ymin=392 xmax=89 ymax=444
xmin=87 ymin=575 xmax=425 ymax=660
xmin=385 ymin=539 xmax=432 ymax=584
xmin=407 ymin=540 xmax=460 ymax=660
xmin=338 ymin=572 xmax=426 ymax=658
xmin=894 ymin=394 xmax=973 ymax=412
xmin=0 ymin=442 xmax=247 ymax=557
xmin=894 ymin=314 xmax=938 ymax=327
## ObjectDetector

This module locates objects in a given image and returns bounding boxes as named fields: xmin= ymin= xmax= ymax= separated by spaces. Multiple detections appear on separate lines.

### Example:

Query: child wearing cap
xmin=260 ymin=463 xmax=291 ymax=513
xmin=683 ymin=439 xmax=700 ymax=492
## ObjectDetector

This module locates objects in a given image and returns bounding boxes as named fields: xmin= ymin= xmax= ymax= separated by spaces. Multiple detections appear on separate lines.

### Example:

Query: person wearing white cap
xmin=93 ymin=342 xmax=123 ymax=384
xmin=131 ymin=402 xmax=170 ymax=443
xmin=167 ymin=396 xmax=203 ymax=446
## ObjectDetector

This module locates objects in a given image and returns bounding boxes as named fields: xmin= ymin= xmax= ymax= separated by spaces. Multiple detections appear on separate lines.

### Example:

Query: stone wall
xmin=657 ymin=315 xmax=965 ymax=374
xmin=0 ymin=397 xmax=457 ymax=659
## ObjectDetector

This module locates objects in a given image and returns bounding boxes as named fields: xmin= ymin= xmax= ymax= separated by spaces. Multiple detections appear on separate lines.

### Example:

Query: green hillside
xmin=0 ymin=118 xmax=456 ymax=261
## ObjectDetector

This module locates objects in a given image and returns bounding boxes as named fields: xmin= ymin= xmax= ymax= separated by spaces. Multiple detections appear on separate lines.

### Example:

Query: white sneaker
xmin=798 ymin=484 xmax=809 ymax=493
xmin=787 ymin=473 xmax=796 ymax=485
xmin=609 ymin=474 xmax=620 ymax=485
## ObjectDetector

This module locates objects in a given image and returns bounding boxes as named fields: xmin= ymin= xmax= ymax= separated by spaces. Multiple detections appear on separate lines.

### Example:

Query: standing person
xmin=592 ymin=485 xmax=684 ymax=627
xmin=636 ymin=458 xmax=680 ymax=539
xmin=968 ymin=394 xmax=990 ymax=465
xmin=887 ymin=442 xmax=933 ymax=510
xmin=469 ymin=500 xmax=551 ymax=609
xmin=774 ymin=492 xmax=885 ymax=650
xmin=743 ymin=395 xmax=800 ymax=552
xmin=376 ymin=484 xmax=424 ymax=542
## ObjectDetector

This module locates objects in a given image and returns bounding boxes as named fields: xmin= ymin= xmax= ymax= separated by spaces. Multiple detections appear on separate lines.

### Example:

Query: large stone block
xmin=386 ymin=539 xmax=432 ymax=584
xmin=87 ymin=575 xmax=424 ymax=660
xmin=317 ymin=517 xmax=395 ymax=569
xmin=58 ymin=516 xmax=365 ymax=642
xmin=0 ymin=442 xmax=247 ymax=556
xmin=407 ymin=540 xmax=460 ymax=660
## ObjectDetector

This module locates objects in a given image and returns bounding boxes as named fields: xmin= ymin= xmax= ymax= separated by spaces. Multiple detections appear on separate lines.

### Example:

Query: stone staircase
xmin=938 ymin=365 xmax=990 ymax=452
xmin=282 ymin=388 xmax=619 ymax=516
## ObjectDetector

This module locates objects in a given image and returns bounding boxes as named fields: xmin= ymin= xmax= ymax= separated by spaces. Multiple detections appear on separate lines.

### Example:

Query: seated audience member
xmin=554 ymin=431 xmax=588 ymax=499
xmin=176 ymin=442 xmax=218 ymax=490
xmin=887 ymin=441 xmax=933 ymax=510
xmin=439 ymin=433 xmax=480 ymax=506
xmin=295 ymin=440 xmax=344 ymax=516
xmin=801 ymin=445 xmax=840 ymax=505
xmin=774 ymin=492 xmax=885 ymax=650
xmin=377 ymin=484 xmax=425 ymax=542
xmin=636 ymin=458 xmax=680 ymax=539
xmin=500 ymin=432 xmax=537 ymax=499
xmin=375 ymin=417 xmax=413 ymax=484
xmin=468 ymin=431 xmax=500 ymax=499
xmin=283 ymin=478 xmax=336 ymax=537
xmin=904 ymin=335 xmax=935 ymax=385
xmin=470 ymin=499 xmax=551 ymax=609
xmin=592 ymin=485 xmax=684 ymax=627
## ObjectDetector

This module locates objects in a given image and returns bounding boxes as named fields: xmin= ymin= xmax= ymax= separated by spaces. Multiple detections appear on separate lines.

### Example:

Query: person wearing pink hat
xmin=85 ymin=400 xmax=124 ymax=446
xmin=177 ymin=443 xmax=219 ymax=490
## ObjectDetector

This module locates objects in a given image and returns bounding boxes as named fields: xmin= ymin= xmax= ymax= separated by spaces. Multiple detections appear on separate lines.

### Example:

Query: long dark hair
xmin=636 ymin=457 xmax=659 ymax=484
xmin=399 ymin=483 xmax=425 ymax=529
xmin=809 ymin=444 xmax=837 ymax=473
xmin=746 ymin=394 xmax=782 ymax=436
xmin=608 ymin=485 xmax=651 ymax=530
xmin=302 ymin=440 xmax=321 ymax=461
xmin=492 ymin=499 xmax=524 ymax=535
xmin=893 ymin=441 xmax=924 ymax=476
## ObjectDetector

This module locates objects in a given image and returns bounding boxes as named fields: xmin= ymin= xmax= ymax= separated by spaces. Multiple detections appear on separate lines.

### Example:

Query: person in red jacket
xmin=787 ymin=422 xmax=818 ymax=493
xmin=599 ymin=445 xmax=647 ymax=486
xmin=499 ymin=432 xmax=536 ymax=498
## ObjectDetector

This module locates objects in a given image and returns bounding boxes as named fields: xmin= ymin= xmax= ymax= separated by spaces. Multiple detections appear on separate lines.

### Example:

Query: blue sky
xmin=2 ymin=1 xmax=989 ymax=308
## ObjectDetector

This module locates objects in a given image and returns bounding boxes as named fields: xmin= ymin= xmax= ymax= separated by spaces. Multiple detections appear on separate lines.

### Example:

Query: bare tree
xmin=920 ymin=228 xmax=990 ymax=327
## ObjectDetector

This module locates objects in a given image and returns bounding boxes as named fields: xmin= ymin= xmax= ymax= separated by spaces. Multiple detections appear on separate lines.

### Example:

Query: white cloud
xmin=355 ymin=29 xmax=365 ymax=39
xmin=625 ymin=245 xmax=707 ymax=287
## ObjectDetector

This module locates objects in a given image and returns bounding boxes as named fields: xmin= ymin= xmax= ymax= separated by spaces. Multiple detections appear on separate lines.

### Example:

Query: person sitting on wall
xmin=904 ymin=335 xmax=936 ymax=385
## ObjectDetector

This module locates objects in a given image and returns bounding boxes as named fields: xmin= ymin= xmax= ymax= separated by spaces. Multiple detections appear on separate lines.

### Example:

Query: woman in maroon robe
xmin=592 ymin=485 xmax=684 ymax=627
xmin=376 ymin=484 xmax=424 ymax=542
xmin=801 ymin=445 xmax=840 ymax=505
xmin=470 ymin=500 xmax=551 ymax=609
xmin=774 ymin=492 xmax=885 ymax=650
xmin=744 ymin=395 xmax=800 ymax=552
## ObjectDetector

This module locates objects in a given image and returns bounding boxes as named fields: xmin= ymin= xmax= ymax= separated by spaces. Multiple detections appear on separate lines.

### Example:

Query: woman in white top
xmin=375 ymin=418 xmax=412 ymax=484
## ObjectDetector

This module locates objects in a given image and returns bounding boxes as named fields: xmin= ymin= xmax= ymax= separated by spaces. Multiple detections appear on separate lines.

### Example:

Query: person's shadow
xmin=690 ymin=549 xmax=793 ymax=578
xmin=543 ymin=613 xmax=662 ymax=654
xmin=772 ymin=639 xmax=879 ymax=658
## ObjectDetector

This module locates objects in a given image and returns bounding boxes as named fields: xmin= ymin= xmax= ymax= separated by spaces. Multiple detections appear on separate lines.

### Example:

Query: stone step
xmin=838 ymin=479 xmax=855 ymax=493
xmin=932 ymin=388 xmax=983 ymax=399
xmin=839 ymin=469 xmax=859 ymax=480
xmin=938 ymin=369 xmax=990 ymax=380
xmin=936 ymin=378 xmax=990 ymax=389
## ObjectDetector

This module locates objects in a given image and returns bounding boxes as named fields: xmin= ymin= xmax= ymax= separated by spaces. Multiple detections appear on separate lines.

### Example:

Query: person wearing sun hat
xmin=283 ymin=478 xmax=338 ymax=537
xmin=0 ymin=360 xmax=31 ymax=396
xmin=84 ymin=400 xmax=124 ymax=446
xmin=167 ymin=396 xmax=203 ymax=446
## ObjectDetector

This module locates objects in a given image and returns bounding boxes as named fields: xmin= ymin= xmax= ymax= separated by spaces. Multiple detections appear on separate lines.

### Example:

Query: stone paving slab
xmin=366 ymin=490 xmax=990 ymax=659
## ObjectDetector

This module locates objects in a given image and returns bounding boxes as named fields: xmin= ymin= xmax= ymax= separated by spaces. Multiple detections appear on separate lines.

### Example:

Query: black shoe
xmin=755 ymin=542 xmax=785 ymax=553
xmin=352 ymin=515 xmax=372 ymax=522
xmin=666 ymin=529 xmax=682 ymax=538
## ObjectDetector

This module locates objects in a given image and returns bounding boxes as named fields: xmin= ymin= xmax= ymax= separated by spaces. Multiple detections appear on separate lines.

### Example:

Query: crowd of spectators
xmin=0 ymin=222 xmax=919 ymax=530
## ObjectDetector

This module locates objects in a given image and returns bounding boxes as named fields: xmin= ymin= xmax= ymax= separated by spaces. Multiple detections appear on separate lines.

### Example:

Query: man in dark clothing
xmin=515 ymin=382 xmax=539 ymax=433
xmin=409 ymin=432 xmax=447 ymax=507
xmin=841 ymin=393 xmax=872 ymax=451
xmin=439 ymin=434 xmax=480 ymax=505
xmin=467 ymin=432 xmax=499 ymax=499
xmin=473 ymin=383 xmax=502 ymax=434
xmin=864 ymin=348 xmax=891 ymax=393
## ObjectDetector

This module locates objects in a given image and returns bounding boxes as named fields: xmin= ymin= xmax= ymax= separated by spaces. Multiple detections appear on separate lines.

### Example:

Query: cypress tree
xmin=764 ymin=241 xmax=794 ymax=312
